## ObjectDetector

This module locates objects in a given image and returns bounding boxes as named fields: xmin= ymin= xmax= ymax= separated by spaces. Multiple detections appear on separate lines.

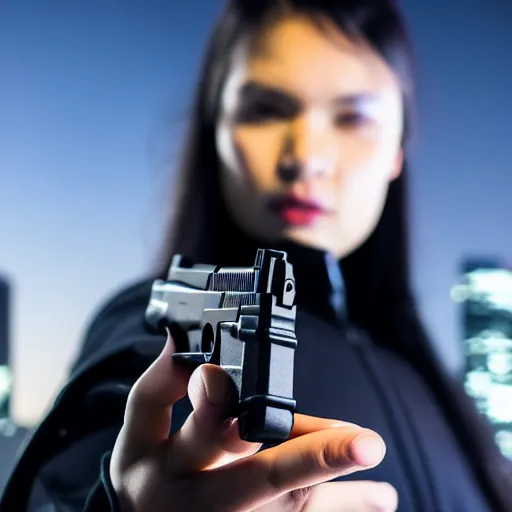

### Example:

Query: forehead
xmin=227 ymin=14 xmax=400 ymax=102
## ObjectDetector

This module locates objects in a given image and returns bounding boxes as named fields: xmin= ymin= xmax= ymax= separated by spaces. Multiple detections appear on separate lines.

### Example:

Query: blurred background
xmin=1 ymin=0 xmax=512 ymax=492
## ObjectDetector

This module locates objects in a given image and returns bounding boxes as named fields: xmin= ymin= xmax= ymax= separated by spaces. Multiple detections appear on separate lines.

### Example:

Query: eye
xmin=234 ymin=82 xmax=300 ymax=125
xmin=235 ymin=99 xmax=297 ymax=124
xmin=335 ymin=111 xmax=371 ymax=128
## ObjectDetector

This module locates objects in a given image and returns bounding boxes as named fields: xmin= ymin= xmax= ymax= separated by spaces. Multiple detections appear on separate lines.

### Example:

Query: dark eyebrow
xmin=239 ymin=81 xmax=300 ymax=110
xmin=239 ymin=81 xmax=380 ymax=110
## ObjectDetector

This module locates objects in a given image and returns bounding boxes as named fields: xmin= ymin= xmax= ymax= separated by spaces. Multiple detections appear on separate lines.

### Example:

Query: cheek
xmin=338 ymin=141 xmax=396 ymax=213
xmin=331 ymin=131 xmax=400 ymax=235
xmin=215 ymin=120 xmax=285 ymax=242
xmin=216 ymin=120 xmax=239 ymax=176
xmin=339 ymin=124 xmax=401 ymax=180
xmin=217 ymin=120 xmax=287 ymax=192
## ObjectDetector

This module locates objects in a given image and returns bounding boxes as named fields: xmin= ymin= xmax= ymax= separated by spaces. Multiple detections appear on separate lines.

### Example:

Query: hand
xmin=110 ymin=334 xmax=392 ymax=511
xmin=257 ymin=480 xmax=398 ymax=511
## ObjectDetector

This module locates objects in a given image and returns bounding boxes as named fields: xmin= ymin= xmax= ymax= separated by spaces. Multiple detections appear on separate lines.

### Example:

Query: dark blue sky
xmin=1 ymin=0 xmax=512 ymax=424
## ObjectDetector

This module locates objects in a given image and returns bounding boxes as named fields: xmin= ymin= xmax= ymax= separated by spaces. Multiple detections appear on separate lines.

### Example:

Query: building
xmin=452 ymin=259 xmax=512 ymax=459
xmin=0 ymin=275 xmax=11 ymax=424
xmin=0 ymin=274 xmax=27 ymax=495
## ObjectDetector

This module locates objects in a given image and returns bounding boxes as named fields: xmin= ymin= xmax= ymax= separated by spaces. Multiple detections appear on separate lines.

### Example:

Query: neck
xmin=274 ymin=240 xmax=348 ymax=326
xmin=212 ymin=233 xmax=348 ymax=326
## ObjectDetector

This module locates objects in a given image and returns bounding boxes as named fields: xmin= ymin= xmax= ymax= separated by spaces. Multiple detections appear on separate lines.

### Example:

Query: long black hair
xmin=157 ymin=1 xmax=512 ymax=510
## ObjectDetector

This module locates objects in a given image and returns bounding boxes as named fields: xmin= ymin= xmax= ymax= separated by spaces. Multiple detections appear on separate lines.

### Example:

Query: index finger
xmin=122 ymin=333 xmax=193 ymax=451
xmin=193 ymin=424 xmax=386 ymax=511
xmin=289 ymin=413 xmax=358 ymax=439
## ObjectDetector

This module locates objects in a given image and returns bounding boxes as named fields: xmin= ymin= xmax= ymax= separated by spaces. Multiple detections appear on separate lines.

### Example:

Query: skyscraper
xmin=0 ymin=276 xmax=11 ymax=423
xmin=0 ymin=275 xmax=27 ymax=494
xmin=452 ymin=258 xmax=512 ymax=459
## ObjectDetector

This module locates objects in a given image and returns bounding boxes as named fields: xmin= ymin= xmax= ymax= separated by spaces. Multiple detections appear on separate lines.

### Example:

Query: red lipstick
xmin=270 ymin=194 xmax=327 ymax=227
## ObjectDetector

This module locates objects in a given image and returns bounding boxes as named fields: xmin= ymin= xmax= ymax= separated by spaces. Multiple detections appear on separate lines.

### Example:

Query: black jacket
xmin=0 ymin=246 xmax=495 ymax=511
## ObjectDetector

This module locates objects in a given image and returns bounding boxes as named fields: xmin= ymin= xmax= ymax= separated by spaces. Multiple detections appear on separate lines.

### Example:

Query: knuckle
xmin=266 ymin=460 xmax=287 ymax=492
xmin=316 ymin=438 xmax=347 ymax=471
xmin=125 ymin=378 xmax=146 ymax=411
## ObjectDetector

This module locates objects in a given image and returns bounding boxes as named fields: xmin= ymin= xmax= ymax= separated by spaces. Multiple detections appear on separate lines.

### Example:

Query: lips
xmin=269 ymin=194 xmax=328 ymax=227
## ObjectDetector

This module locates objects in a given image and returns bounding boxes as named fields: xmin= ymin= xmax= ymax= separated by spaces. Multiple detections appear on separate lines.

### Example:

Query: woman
xmin=2 ymin=0 xmax=511 ymax=510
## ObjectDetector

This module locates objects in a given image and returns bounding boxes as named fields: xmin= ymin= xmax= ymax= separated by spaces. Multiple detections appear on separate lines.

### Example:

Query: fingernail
xmin=351 ymin=433 xmax=386 ymax=467
xmin=201 ymin=368 xmax=229 ymax=405
xmin=364 ymin=482 xmax=398 ymax=511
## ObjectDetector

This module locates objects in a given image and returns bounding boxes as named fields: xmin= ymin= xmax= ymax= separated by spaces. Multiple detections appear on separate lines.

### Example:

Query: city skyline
xmin=457 ymin=259 xmax=512 ymax=459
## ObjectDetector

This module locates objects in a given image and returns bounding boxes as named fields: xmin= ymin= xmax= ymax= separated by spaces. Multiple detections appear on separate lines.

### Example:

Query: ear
xmin=389 ymin=148 xmax=404 ymax=181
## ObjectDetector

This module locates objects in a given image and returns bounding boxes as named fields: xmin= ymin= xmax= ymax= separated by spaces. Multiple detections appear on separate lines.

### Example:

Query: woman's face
xmin=216 ymin=14 xmax=404 ymax=258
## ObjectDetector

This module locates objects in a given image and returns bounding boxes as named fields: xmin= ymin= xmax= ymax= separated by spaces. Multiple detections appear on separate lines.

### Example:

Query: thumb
xmin=167 ymin=364 xmax=258 ymax=474
xmin=187 ymin=363 xmax=238 ymax=415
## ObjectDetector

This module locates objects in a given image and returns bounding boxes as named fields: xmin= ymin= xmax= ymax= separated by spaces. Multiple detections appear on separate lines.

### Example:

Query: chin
xmin=283 ymin=227 xmax=359 ymax=259
xmin=283 ymin=229 xmax=332 ymax=252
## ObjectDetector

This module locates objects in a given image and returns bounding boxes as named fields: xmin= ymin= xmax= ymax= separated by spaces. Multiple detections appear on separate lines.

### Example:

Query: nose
xmin=277 ymin=113 xmax=336 ymax=184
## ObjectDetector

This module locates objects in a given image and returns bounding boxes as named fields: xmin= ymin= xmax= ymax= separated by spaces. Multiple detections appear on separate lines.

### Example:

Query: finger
xmin=193 ymin=425 xmax=386 ymax=510
xmin=304 ymin=481 xmax=399 ymax=511
xmin=258 ymin=481 xmax=398 ymax=511
xmin=170 ymin=374 xmax=363 ymax=474
xmin=122 ymin=332 xmax=193 ymax=451
xmin=289 ymin=413 xmax=358 ymax=440
xmin=168 ymin=364 xmax=260 ymax=473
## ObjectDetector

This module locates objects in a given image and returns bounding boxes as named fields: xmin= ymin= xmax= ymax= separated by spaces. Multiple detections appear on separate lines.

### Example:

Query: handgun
xmin=144 ymin=248 xmax=297 ymax=444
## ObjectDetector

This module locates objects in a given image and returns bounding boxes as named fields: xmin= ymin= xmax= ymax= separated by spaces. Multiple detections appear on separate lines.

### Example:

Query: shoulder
xmin=70 ymin=277 xmax=157 ymax=378
xmin=0 ymin=278 xmax=163 ymax=510
xmin=84 ymin=278 xmax=154 ymax=338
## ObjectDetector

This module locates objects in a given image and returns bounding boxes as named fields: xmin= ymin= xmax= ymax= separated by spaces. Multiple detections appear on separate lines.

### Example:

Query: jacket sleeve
xmin=0 ymin=279 xmax=169 ymax=511
xmin=82 ymin=453 xmax=119 ymax=512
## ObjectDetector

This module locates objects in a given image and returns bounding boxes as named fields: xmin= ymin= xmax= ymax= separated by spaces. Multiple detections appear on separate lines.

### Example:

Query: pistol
xmin=144 ymin=249 xmax=297 ymax=444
